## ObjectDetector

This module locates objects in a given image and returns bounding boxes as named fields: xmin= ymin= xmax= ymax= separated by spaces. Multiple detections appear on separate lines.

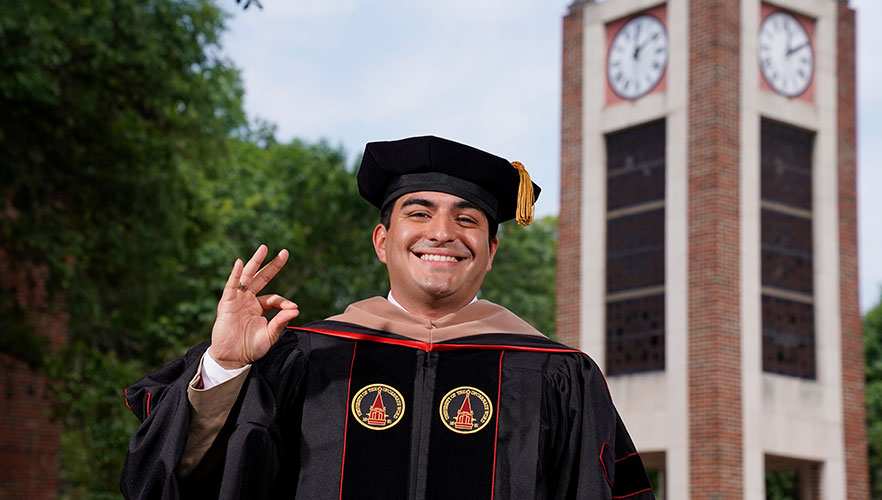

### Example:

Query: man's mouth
xmin=418 ymin=253 xmax=460 ymax=262
xmin=412 ymin=248 xmax=466 ymax=262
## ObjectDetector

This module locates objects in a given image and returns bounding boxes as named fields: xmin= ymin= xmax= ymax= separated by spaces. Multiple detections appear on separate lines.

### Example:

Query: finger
xmin=250 ymin=249 xmax=289 ymax=294
xmin=256 ymin=294 xmax=298 ymax=312
xmin=268 ymin=308 xmax=300 ymax=338
xmin=221 ymin=258 xmax=244 ymax=300
xmin=240 ymin=244 xmax=268 ymax=286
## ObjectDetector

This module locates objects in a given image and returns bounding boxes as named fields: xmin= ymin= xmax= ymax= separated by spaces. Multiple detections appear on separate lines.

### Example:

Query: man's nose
xmin=427 ymin=215 xmax=455 ymax=242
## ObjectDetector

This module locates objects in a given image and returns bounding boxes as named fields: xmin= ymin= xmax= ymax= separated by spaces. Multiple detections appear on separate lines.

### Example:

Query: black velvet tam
xmin=357 ymin=135 xmax=540 ymax=224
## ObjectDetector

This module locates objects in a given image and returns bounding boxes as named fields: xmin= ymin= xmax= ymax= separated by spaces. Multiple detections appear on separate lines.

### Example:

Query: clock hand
xmin=634 ymin=32 xmax=660 ymax=59
xmin=786 ymin=25 xmax=793 ymax=55
xmin=632 ymin=22 xmax=643 ymax=59
xmin=787 ymin=41 xmax=809 ymax=56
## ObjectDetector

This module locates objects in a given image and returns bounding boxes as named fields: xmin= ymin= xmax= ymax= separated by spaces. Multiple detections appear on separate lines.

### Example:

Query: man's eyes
xmin=405 ymin=211 xmax=479 ymax=225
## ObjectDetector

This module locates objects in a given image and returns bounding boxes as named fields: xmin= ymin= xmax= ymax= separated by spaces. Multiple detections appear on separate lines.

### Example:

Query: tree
xmin=180 ymin=138 xmax=390 ymax=334
xmin=1 ymin=1 xmax=244 ymax=496
xmin=480 ymin=216 xmax=557 ymax=336
xmin=865 ymin=292 xmax=882 ymax=498
xmin=0 ymin=0 xmax=245 ymax=358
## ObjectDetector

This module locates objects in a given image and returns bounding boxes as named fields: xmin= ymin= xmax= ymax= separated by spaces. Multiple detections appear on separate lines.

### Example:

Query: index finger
xmin=240 ymin=244 xmax=269 ymax=286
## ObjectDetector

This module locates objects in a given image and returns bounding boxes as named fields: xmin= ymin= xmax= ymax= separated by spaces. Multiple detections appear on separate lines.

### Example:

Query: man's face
xmin=373 ymin=191 xmax=498 ymax=313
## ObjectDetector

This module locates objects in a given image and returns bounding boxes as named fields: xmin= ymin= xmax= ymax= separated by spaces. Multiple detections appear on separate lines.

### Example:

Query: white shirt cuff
xmin=201 ymin=349 xmax=250 ymax=389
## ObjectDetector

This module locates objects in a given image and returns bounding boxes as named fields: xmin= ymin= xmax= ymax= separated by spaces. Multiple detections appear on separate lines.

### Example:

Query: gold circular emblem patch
xmin=439 ymin=386 xmax=493 ymax=434
xmin=351 ymin=383 xmax=405 ymax=431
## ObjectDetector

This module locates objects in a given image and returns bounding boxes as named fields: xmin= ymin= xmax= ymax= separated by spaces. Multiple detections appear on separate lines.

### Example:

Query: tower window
xmin=605 ymin=120 xmax=666 ymax=375
xmin=760 ymin=119 xmax=815 ymax=379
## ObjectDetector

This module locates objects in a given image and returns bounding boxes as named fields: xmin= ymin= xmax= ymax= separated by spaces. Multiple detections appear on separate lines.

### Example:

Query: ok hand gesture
xmin=209 ymin=245 xmax=300 ymax=369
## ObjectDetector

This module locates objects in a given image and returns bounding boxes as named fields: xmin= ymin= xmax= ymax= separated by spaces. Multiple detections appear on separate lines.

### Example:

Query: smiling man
xmin=121 ymin=136 xmax=652 ymax=499
xmin=377 ymin=190 xmax=497 ymax=318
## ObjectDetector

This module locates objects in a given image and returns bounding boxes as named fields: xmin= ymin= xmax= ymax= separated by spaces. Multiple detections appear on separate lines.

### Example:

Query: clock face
xmin=607 ymin=15 xmax=669 ymax=100
xmin=758 ymin=11 xmax=814 ymax=97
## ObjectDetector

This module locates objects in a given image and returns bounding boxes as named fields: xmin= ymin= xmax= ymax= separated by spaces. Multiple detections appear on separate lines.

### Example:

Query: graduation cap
xmin=357 ymin=135 xmax=541 ymax=226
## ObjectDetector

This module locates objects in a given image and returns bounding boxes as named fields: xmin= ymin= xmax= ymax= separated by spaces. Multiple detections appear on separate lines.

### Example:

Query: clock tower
xmin=558 ymin=1 xmax=864 ymax=498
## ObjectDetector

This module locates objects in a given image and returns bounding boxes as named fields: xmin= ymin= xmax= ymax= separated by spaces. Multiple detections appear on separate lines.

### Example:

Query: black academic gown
xmin=121 ymin=320 xmax=653 ymax=499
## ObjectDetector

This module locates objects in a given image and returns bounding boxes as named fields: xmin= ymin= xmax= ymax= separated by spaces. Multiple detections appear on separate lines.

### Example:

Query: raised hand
xmin=208 ymin=244 xmax=300 ymax=369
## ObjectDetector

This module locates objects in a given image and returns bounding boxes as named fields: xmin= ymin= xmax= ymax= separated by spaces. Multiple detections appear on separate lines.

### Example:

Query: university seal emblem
xmin=439 ymin=386 xmax=493 ymax=434
xmin=351 ymin=383 xmax=405 ymax=430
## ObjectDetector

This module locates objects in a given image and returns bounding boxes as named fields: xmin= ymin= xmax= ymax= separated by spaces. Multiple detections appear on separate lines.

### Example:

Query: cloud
xmin=239 ymin=60 xmax=349 ymax=134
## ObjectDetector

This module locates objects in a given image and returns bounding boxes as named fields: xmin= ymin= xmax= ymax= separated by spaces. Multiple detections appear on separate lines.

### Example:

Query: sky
xmin=220 ymin=0 xmax=881 ymax=313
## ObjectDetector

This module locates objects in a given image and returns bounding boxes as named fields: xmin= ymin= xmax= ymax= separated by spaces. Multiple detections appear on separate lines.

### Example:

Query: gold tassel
xmin=510 ymin=161 xmax=534 ymax=226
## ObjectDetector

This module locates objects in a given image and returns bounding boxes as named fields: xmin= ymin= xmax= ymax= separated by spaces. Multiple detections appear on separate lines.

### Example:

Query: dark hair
xmin=380 ymin=203 xmax=498 ymax=241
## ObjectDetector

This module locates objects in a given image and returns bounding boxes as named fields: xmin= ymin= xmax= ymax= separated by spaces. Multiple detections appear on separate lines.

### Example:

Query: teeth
xmin=420 ymin=254 xmax=458 ymax=262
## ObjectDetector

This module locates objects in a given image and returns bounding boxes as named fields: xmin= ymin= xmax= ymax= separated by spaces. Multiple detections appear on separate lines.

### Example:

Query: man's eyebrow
xmin=399 ymin=197 xmax=482 ymax=213
xmin=400 ymin=198 xmax=436 ymax=209
xmin=454 ymin=200 xmax=482 ymax=212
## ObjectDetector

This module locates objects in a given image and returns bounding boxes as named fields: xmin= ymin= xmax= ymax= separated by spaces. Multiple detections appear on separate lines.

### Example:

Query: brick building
xmin=0 ymin=257 xmax=67 ymax=499
xmin=558 ymin=0 xmax=865 ymax=498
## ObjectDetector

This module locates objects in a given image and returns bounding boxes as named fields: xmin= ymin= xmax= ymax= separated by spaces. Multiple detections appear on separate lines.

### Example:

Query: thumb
xmin=268 ymin=308 xmax=300 ymax=338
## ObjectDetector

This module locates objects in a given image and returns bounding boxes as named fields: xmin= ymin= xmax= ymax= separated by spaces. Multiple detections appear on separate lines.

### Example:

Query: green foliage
xmin=480 ymin=216 xmax=557 ymax=336
xmin=1 ymin=0 xmax=241 ymax=496
xmin=0 ymin=287 xmax=47 ymax=368
xmin=172 ymin=138 xmax=389 ymax=338
xmin=0 ymin=0 xmax=245 ymax=358
xmin=865 ymin=293 xmax=882 ymax=498
xmin=646 ymin=468 xmax=661 ymax=499
xmin=765 ymin=469 xmax=800 ymax=500
xmin=46 ymin=344 xmax=145 ymax=499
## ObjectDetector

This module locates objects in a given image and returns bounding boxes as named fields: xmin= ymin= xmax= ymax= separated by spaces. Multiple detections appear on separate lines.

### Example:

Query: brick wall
xmin=836 ymin=2 xmax=869 ymax=498
xmin=687 ymin=0 xmax=744 ymax=498
xmin=0 ymin=256 xmax=66 ymax=500
xmin=557 ymin=2 xmax=584 ymax=349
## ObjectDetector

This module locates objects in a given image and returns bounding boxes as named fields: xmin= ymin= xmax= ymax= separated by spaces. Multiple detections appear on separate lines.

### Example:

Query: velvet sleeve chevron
xmin=119 ymin=333 xmax=311 ymax=500
xmin=540 ymin=353 xmax=654 ymax=499
xmin=120 ymin=341 xmax=209 ymax=499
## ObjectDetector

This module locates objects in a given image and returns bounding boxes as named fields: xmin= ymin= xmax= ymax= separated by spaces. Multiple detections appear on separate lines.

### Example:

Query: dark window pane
xmin=761 ymin=209 xmax=813 ymax=293
xmin=607 ymin=120 xmax=666 ymax=210
xmin=607 ymin=209 xmax=665 ymax=292
xmin=762 ymin=295 xmax=815 ymax=379
xmin=761 ymin=120 xmax=813 ymax=209
xmin=606 ymin=294 xmax=665 ymax=374
xmin=605 ymin=120 xmax=665 ymax=376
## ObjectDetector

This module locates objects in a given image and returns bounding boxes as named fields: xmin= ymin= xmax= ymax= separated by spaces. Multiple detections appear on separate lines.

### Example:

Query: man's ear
xmin=486 ymin=236 xmax=499 ymax=272
xmin=373 ymin=223 xmax=388 ymax=264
